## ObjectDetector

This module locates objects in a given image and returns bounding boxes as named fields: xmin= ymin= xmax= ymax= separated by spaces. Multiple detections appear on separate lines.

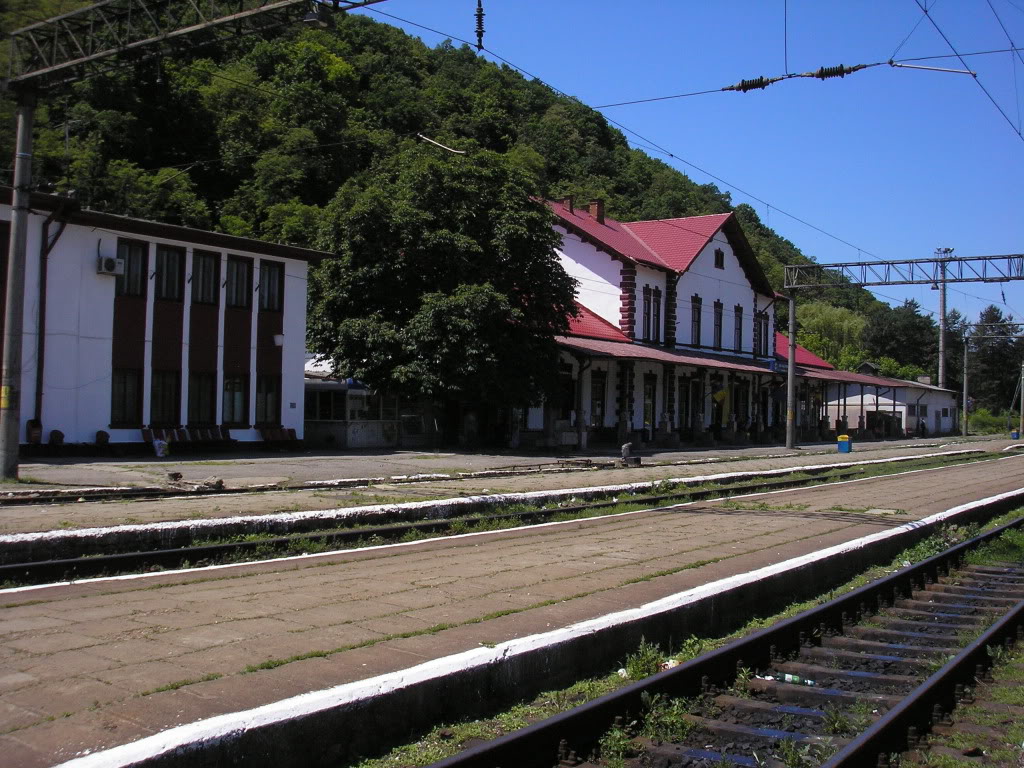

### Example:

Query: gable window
xmin=753 ymin=312 xmax=769 ymax=356
xmin=642 ymin=286 xmax=652 ymax=340
xmin=652 ymin=287 xmax=662 ymax=343
xmin=259 ymin=260 xmax=284 ymax=312
xmin=155 ymin=246 xmax=184 ymax=301
xmin=191 ymin=251 xmax=220 ymax=305
xmin=691 ymin=295 xmax=702 ymax=346
xmin=111 ymin=369 xmax=141 ymax=426
xmin=225 ymin=257 xmax=252 ymax=309
xmin=734 ymin=305 xmax=743 ymax=352
xmin=116 ymin=240 xmax=147 ymax=297
xmin=714 ymin=248 xmax=725 ymax=270
xmin=713 ymin=301 xmax=723 ymax=349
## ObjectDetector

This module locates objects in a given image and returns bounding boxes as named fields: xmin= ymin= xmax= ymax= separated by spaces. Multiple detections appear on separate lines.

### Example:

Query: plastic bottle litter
xmin=782 ymin=673 xmax=815 ymax=686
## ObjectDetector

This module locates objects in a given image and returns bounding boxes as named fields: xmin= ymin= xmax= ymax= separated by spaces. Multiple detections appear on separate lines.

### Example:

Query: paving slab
xmin=0 ymin=454 xmax=1021 ymax=767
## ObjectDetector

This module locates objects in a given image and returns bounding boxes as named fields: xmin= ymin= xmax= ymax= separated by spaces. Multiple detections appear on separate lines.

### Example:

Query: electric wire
xmin=912 ymin=0 xmax=1024 ymax=143
xmin=359 ymin=4 xmax=1024 ymax=324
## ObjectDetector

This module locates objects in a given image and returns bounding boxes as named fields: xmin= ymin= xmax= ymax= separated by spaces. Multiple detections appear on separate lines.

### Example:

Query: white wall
xmin=554 ymin=227 xmax=622 ymax=328
xmin=676 ymin=231 xmax=771 ymax=356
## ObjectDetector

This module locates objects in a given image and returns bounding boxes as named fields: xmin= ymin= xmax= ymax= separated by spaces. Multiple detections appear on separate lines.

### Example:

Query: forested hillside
xmin=3 ymin=5 xmax=1021 ymax=413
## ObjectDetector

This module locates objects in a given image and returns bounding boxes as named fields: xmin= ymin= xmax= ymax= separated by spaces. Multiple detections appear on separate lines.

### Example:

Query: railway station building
xmin=0 ymin=188 xmax=325 ymax=449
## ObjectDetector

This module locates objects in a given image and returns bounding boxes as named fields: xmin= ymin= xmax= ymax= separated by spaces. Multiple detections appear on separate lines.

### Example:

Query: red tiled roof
xmin=567 ymin=303 xmax=630 ymax=342
xmin=774 ymin=332 xmax=835 ymax=370
xmin=619 ymin=214 xmax=731 ymax=273
xmin=547 ymin=200 xmax=667 ymax=271
xmin=557 ymin=336 xmax=776 ymax=375
xmin=548 ymin=200 xmax=774 ymax=295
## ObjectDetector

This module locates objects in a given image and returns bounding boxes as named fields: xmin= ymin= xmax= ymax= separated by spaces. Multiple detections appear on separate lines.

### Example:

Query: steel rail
xmin=823 ymin=600 xmax=1024 ymax=767
xmin=426 ymin=511 xmax=1024 ymax=768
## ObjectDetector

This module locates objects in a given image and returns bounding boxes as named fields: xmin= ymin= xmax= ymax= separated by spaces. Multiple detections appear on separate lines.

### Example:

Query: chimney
xmin=561 ymin=196 xmax=574 ymax=214
xmin=588 ymin=199 xmax=605 ymax=224
xmin=916 ymin=375 xmax=932 ymax=385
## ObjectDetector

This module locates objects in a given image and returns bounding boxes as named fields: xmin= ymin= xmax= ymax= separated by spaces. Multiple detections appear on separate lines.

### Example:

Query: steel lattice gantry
xmin=4 ymin=0 xmax=388 ymax=90
xmin=784 ymin=254 xmax=1024 ymax=288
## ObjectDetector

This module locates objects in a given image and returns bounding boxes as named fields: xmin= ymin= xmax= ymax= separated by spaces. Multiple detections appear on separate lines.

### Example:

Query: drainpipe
xmin=34 ymin=199 xmax=75 ymax=425
xmin=913 ymin=389 xmax=926 ymax=436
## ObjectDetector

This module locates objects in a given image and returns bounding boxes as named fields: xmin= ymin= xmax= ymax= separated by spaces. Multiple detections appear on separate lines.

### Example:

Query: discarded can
xmin=783 ymin=673 xmax=815 ymax=686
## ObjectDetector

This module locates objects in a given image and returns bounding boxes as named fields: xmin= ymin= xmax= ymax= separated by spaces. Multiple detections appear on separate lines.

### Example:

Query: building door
xmin=935 ymin=410 xmax=941 ymax=435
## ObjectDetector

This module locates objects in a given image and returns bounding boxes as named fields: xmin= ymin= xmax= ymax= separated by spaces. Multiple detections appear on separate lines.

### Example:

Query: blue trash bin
xmin=1013 ymin=430 xmax=1020 ymax=440
xmin=837 ymin=434 xmax=852 ymax=453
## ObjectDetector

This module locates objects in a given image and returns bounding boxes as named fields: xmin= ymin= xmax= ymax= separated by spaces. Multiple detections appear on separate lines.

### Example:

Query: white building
xmin=1 ymin=189 xmax=325 ymax=447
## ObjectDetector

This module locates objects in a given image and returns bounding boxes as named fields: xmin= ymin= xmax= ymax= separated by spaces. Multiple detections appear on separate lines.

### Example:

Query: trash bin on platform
xmin=837 ymin=434 xmax=852 ymax=453
xmin=1013 ymin=430 xmax=1020 ymax=440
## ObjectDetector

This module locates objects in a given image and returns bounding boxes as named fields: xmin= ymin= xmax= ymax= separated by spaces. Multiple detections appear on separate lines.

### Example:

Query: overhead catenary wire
xmin=912 ymin=0 xmax=1024 ymax=143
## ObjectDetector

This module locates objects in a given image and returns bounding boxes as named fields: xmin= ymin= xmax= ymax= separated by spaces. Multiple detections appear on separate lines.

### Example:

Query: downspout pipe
xmin=34 ymin=198 xmax=76 ymax=425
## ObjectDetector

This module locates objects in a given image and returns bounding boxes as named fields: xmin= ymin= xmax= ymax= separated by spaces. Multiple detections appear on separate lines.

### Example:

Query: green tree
xmin=795 ymin=301 xmax=866 ymax=367
xmin=863 ymin=300 xmax=937 ymax=371
xmin=969 ymin=306 xmax=1023 ymax=412
xmin=307 ymin=143 xmax=578 ymax=408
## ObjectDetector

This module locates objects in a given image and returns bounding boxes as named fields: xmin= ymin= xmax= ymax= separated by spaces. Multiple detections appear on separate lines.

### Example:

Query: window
xmin=713 ymin=300 xmax=723 ymax=349
xmin=150 ymin=371 xmax=180 ymax=426
xmin=188 ymin=372 xmax=216 ymax=424
xmin=641 ymin=286 xmax=652 ymax=340
xmin=652 ymin=288 xmax=661 ymax=343
xmin=919 ymin=404 xmax=928 ymax=417
xmin=714 ymin=248 xmax=725 ymax=269
xmin=754 ymin=312 xmax=769 ymax=356
xmin=191 ymin=251 xmax=220 ymax=305
xmin=116 ymin=240 xmax=147 ymax=297
xmin=155 ymin=245 xmax=184 ymax=301
xmin=255 ymin=375 xmax=281 ymax=425
xmin=734 ymin=305 xmax=743 ymax=352
xmin=225 ymin=257 xmax=252 ymax=309
xmin=111 ymin=369 xmax=141 ymax=425
xmin=223 ymin=376 xmax=248 ymax=425
xmin=907 ymin=404 xmax=917 ymax=417
xmin=691 ymin=295 xmax=702 ymax=346
xmin=590 ymin=372 xmax=606 ymax=427
xmin=259 ymin=260 xmax=284 ymax=312
xmin=942 ymin=407 xmax=949 ymax=417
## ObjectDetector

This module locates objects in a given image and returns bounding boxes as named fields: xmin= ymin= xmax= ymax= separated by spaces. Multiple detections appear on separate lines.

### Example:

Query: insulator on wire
xmin=812 ymin=63 xmax=866 ymax=80
xmin=475 ymin=0 xmax=485 ymax=51
xmin=722 ymin=76 xmax=781 ymax=93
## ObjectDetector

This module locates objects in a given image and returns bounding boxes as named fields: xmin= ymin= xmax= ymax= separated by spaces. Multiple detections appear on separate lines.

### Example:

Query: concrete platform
xmin=0 ymin=453 xmax=1021 ymax=766
xmin=2 ymin=435 xmax=1015 ymax=535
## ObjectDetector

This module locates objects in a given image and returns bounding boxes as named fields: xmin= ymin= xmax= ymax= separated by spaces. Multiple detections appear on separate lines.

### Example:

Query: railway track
xmin=425 ymin=517 xmax=1024 ymax=768
xmin=0 ymin=466 xmax=870 ymax=585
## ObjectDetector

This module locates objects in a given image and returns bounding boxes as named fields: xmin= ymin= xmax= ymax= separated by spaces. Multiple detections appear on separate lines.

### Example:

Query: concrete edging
xmin=53 ymin=484 xmax=1024 ymax=768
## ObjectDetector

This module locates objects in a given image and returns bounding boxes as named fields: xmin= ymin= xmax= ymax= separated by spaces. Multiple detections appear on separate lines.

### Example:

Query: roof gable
xmin=548 ymin=199 xmax=774 ymax=296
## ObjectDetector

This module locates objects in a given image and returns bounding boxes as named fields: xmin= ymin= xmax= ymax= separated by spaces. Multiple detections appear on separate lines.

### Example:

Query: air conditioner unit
xmin=97 ymin=256 xmax=125 ymax=276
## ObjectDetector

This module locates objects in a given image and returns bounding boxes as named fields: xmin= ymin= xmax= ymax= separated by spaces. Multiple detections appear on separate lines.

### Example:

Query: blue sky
xmin=353 ymin=0 xmax=1024 ymax=324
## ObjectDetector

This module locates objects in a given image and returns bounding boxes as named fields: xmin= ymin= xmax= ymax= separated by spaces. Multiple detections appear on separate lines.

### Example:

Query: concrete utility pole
xmin=962 ymin=337 xmax=969 ymax=437
xmin=1020 ymin=362 xmax=1024 ymax=438
xmin=935 ymin=248 xmax=952 ymax=389
xmin=786 ymin=293 xmax=797 ymax=449
xmin=1 ymin=92 xmax=36 ymax=480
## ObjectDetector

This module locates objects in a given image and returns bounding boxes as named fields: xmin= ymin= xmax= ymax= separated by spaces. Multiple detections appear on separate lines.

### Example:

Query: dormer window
xmin=714 ymin=248 xmax=725 ymax=269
